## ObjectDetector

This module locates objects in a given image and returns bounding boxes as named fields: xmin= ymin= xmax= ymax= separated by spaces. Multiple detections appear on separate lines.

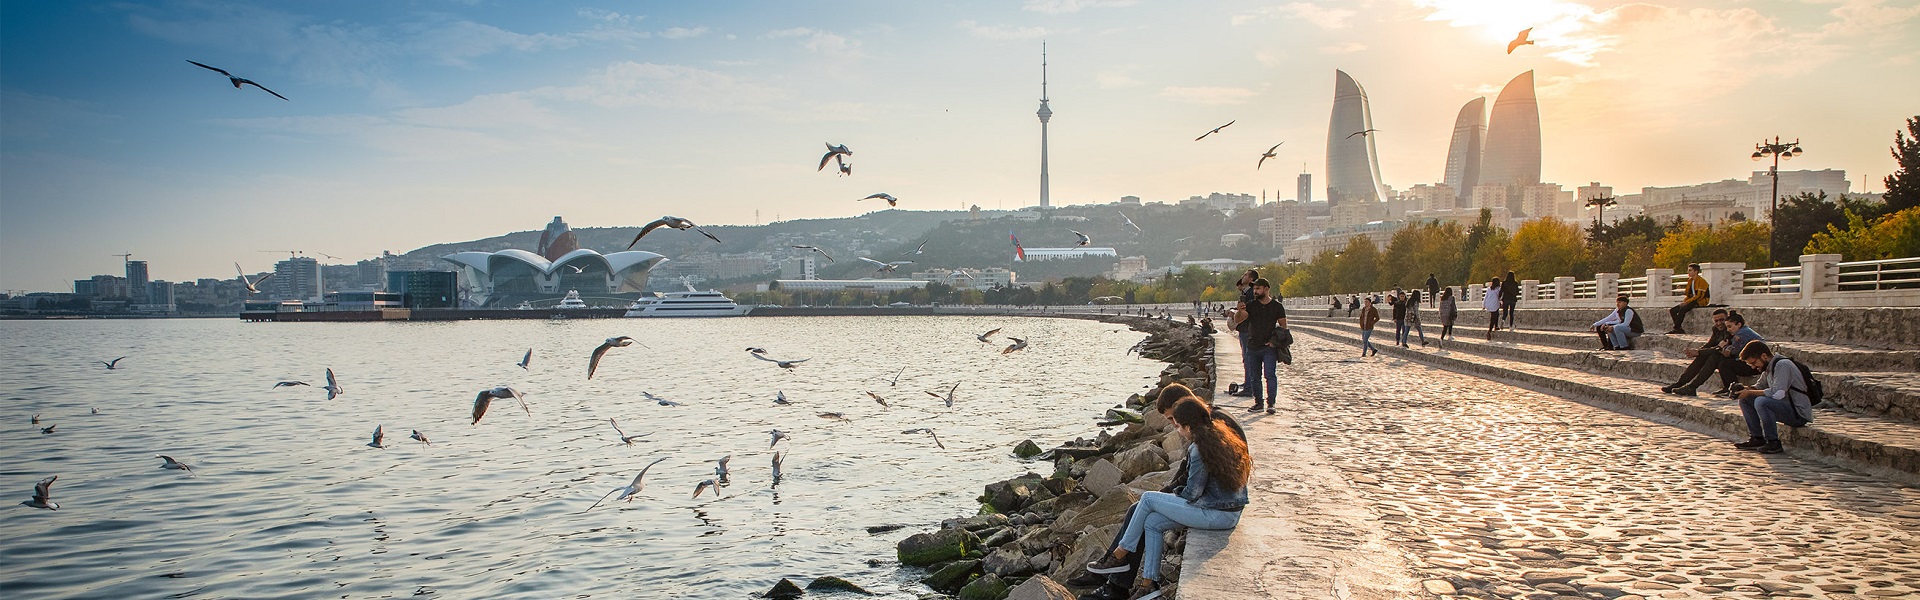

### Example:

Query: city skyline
xmin=3 ymin=1 xmax=1917 ymax=290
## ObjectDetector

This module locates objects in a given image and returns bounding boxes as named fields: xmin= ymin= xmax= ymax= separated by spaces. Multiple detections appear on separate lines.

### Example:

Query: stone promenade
xmin=1178 ymin=332 xmax=1920 ymax=599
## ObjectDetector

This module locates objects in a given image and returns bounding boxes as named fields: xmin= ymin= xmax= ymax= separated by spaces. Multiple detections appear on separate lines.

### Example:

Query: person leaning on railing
xmin=1667 ymin=263 xmax=1711 ymax=335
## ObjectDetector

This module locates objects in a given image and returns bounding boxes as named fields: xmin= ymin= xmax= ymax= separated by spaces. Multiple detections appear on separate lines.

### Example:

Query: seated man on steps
xmin=1669 ymin=311 xmax=1763 ymax=396
xmin=1662 ymin=308 xmax=1731 ymax=394
xmin=1590 ymin=295 xmax=1641 ymax=350
xmin=1730 ymin=340 xmax=1814 ymax=454
xmin=1068 ymin=384 xmax=1245 ymax=600
xmin=1667 ymin=263 xmax=1710 ymax=334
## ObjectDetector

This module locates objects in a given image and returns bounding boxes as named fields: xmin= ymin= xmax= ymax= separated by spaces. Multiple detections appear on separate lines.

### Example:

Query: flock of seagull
xmin=20 ymin=324 xmax=1036 ymax=511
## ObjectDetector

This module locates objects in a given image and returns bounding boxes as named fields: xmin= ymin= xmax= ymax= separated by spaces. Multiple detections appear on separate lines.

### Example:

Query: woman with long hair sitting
xmin=1084 ymin=397 xmax=1252 ymax=600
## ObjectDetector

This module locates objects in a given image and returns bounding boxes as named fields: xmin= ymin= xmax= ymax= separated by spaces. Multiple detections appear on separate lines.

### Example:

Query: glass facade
xmin=1482 ymin=71 xmax=1541 ymax=188
xmin=1324 ymin=69 xmax=1386 ymax=207
xmin=387 ymin=270 xmax=459 ymax=309
xmin=1445 ymin=97 xmax=1487 ymax=209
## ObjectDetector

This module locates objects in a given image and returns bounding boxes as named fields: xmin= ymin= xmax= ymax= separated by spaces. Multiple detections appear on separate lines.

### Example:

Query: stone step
xmin=1286 ymin=317 xmax=1920 ymax=426
xmin=1285 ymin=323 xmax=1920 ymax=484
xmin=1288 ymin=304 xmax=1920 ymax=350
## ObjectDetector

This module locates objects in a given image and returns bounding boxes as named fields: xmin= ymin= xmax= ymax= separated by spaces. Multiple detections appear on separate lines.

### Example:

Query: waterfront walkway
xmin=1176 ymin=330 xmax=1920 ymax=599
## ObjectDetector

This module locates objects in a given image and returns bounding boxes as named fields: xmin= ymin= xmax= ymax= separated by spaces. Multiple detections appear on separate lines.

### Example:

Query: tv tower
xmin=1036 ymin=42 xmax=1052 ymax=208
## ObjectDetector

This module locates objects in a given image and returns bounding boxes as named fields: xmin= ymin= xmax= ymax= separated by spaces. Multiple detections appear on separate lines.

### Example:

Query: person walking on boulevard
xmin=1438 ymin=287 xmax=1459 ymax=342
xmin=1500 ymin=271 xmax=1520 ymax=330
xmin=1482 ymin=279 xmax=1502 ymax=340
xmin=1358 ymin=296 xmax=1381 ymax=357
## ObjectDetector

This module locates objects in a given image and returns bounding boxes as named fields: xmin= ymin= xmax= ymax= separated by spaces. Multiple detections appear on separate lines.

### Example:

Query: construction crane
xmin=112 ymin=252 xmax=133 ymax=262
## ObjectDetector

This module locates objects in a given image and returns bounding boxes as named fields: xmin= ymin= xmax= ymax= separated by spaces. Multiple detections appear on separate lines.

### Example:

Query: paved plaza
xmin=1184 ymin=332 xmax=1920 ymax=599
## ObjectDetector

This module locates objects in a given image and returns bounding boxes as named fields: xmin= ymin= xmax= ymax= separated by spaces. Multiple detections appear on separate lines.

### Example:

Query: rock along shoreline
xmin=888 ymin=316 xmax=1215 ymax=600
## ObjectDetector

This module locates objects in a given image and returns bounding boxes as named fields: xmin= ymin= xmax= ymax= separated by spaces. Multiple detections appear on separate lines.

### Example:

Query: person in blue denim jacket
xmin=1084 ymin=398 xmax=1251 ymax=600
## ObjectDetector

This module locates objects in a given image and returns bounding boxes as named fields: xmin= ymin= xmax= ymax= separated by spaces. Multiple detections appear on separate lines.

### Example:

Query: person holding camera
xmin=1226 ymin=270 xmax=1259 ymax=398
xmin=1730 ymin=341 xmax=1814 ymax=454
xmin=1229 ymin=278 xmax=1288 ymax=414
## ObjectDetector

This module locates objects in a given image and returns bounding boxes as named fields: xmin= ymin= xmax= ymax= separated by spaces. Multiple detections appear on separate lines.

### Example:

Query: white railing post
xmin=1468 ymin=283 xmax=1484 ymax=304
xmin=1645 ymin=268 xmax=1674 ymax=300
xmin=1596 ymin=273 xmax=1620 ymax=300
xmin=1700 ymin=262 xmax=1745 ymax=303
xmin=1521 ymin=279 xmax=1540 ymax=302
xmin=1552 ymin=277 xmax=1575 ymax=306
xmin=1800 ymin=254 xmax=1841 ymax=302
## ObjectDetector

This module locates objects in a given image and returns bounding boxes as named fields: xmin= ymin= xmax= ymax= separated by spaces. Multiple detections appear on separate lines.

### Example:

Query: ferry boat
xmin=556 ymin=290 xmax=590 ymax=309
xmin=623 ymin=284 xmax=753 ymax=317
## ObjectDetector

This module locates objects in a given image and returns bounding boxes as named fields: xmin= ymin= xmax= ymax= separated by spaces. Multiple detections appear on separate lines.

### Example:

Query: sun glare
xmin=1414 ymin=0 xmax=1608 ymax=64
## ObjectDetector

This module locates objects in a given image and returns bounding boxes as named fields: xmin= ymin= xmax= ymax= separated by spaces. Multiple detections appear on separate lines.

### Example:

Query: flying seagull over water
xmin=155 ymin=455 xmax=193 ymax=476
xmin=410 ymin=430 xmax=430 ymax=445
xmin=235 ymin=262 xmax=274 ymax=294
xmin=99 ymin=356 xmax=127 ymax=370
xmin=588 ymin=336 xmax=635 ymax=380
xmin=746 ymin=347 xmax=769 ymax=355
xmin=769 ymin=429 xmax=789 ymax=449
xmin=902 ymin=428 xmax=946 ymax=449
xmin=1258 ymin=142 xmax=1284 ymax=169
xmin=891 ymin=366 xmax=906 ymax=386
xmin=517 ymin=348 xmax=533 ymax=370
xmin=818 ymin=412 xmax=850 ymax=422
xmin=1071 ymin=230 xmax=1091 ymax=246
xmin=752 ymin=354 xmax=810 ymax=370
xmin=709 ymin=455 xmax=732 ymax=483
xmin=856 ymin=257 xmax=914 ymax=275
xmin=863 ymin=193 xmax=899 ymax=207
xmin=925 ymin=382 xmax=960 ymax=408
xmin=629 ymin=216 xmax=721 ymax=248
xmin=1194 ymin=120 xmax=1235 ymax=141
xmin=641 ymin=391 xmax=683 ymax=407
xmin=774 ymin=390 xmax=791 ymax=405
xmin=369 ymin=425 xmax=385 ymax=448
xmin=1118 ymin=211 xmax=1143 ymax=233
xmin=1507 ymin=28 xmax=1535 ymax=54
xmin=1346 ymin=129 xmax=1379 ymax=139
xmin=818 ymin=143 xmax=852 ymax=171
xmin=1003 ymin=337 xmax=1029 ymax=354
xmin=322 ymin=368 xmax=344 ymax=400
xmin=41 ymin=424 xmax=56 ymax=435
xmin=771 ymin=452 xmax=784 ymax=483
xmin=609 ymin=418 xmax=650 ymax=444
xmin=977 ymin=328 xmax=1002 ymax=342
xmin=471 ymin=387 xmax=529 ymax=425
xmin=187 ymin=60 xmax=289 ymax=101
xmin=907 ymin=239 xmax=927 ymax=256
xmin=950 ymin=270 xmax=976 ymax=282
xmin=837 ymin=159 xmax=852 ymax=177
xmin=692 ymin=478 xmax=720 ymax=499
xmin=21 ymin=476 xmax=57 ymax=510
xmin=273 ymin=381 xmax=309 ymax=388
xmin=584 ymin=457 xmax=669 ymax=512
xmin=867 ymin=391 xmax=890 ymax=409
xmin=792 ymin=245 xmax=835 ymax=264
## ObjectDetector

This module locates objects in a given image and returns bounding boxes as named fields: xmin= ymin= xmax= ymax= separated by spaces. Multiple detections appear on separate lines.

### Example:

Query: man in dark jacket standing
xmin=1425 ymin=273 xmax=1440 ymax=308
xmin=1230 ymin=278 xmax=1287 ymax=414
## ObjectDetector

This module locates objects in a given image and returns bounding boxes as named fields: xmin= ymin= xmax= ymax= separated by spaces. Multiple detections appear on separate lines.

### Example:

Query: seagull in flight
xmin=769 ymin=429 xmax=789 ymax=449
xmin=235 ymin=263 xmax=274 ymax=294
xmin=369 ymin=425 xmax=385 ymax=448
xmin=517 ymin=348 xmax=533 ymax=370
xmin=856 ymin=257 xmax=914 ymax=275
xmin=273 ymin=380 xmax=309 ymax=388
xmin=925 ymin=382 xmax=960 ymax=408
xmin=40 ymin=424 xmax=56 ymax=434
xmin=100 ymin=357 xmax=127 ymax=370
xmin=588 ymin=336 xmax=635 ymax=380
xmin=1346 ymin=129 xmax=1380 ymax=139
xmin=837 ymin=159 xmax=853 ymax=177
xmin=867 ymin=391 xmax=890 ymax=409
xmin=410 ymin=430 xmax=431 ymax=445
xmin=976 ymin=328 xmax=1002 ymax=343
xmin=471 ymin=387 xmax=529 ymax=425
xmin=584 ymin=457 xmax=669 ymax=512
xmin=1003 ymin=337 xmax=1028 ymax=354
xmin=907 ymin=239 xmax=927 ymax=256
xmin=1258 ymin=142 xmax=1284 ymax=169
xmin=891 ymin=366 xmax=905 ymax=386
xmin=155 ymin=455 xmax=194 ymax=476
xmin=21 ymin=476 xmax=57 ymax=510
xmin=753 ymin=354 xmax=810 ymax=370
xmin=771 ymin=452 xmax=784 ymax=483
xmin=1194 ymin=120 xmax=1235 ymax=141
xmin=186 ymin=60 xmax=289 ymax=100
xmin=818 ymin=143 xmax=852 ymax=171
xmin=949 ymin=270 xmax=976 ymax=282
xmin=746 ymin=347 xmax=770 ymax=355
xmin=774 ymin=390 xmax=792 ymax=405
xmin=629 ymin=216 xmax=721 ymax=248
xmin=709 ymin=455 xmax=732 ymax=483
xmin=1118 ymin=211 xmax=1143 ymax=233
xmin=902 ymin=428 xmax=946 ymax=449
xmin=692 ymin=478 xmax=721 ymax=499
xmin=863 ymin=193 xmax=899 ymax=207
xmin=817 ymin=412 xmax=851 ymax=422
xmin=1071 ymin=230 xmax=1091 ymax=246
xmin=609 ymin=418 xmax=650 ymax=444
xmin=31 ymin=414 xmax=40 ymax=424
xmin=641 ymin=391 xmax=683 ymax=406
xmin=322 ymin=368 xmax=344 ymax=400
xmin=1507 ymin=28 xmax=1535 ymax=54
xmin=792 ymin=245 xmax=835 ymax=264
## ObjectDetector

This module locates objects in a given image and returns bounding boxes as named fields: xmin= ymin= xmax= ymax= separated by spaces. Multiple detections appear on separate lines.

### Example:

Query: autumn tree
xmin=1329 ymin=236 xmax=1383 ymax=294
xmin=1652 ymin=221 xmax=1770 ymax=269
xmin=1377 ymin=221 xmax=1467 ymax=290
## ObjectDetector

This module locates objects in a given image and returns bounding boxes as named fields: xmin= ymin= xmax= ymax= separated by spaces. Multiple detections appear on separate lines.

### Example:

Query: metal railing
xmin=1836 ymin=256 xmax=1920 ymax=291
xmin=1742 ymin=266 xmax=1801 ymax=295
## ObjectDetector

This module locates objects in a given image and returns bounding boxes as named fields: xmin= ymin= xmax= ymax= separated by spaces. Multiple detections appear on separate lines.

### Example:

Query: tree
xmin=1377 ymin=221 xmax=1467 ymax=290
xmin=1806 ymin=207 xmax=1920 ymax=261
xmin=1329 ymin=236 xmax=1382 ymax=294
xmin=1586 ymin=215 xmax=1674 ymax=278
xmin=1506 ymin=218 xmax=1589 ymax=280
xmin=1771 ymin=191 xmax=1885 ymax=263
xmin=1467 ymin=229 xmax=1511 ymax=284
xmin=1886 ymin=115 xmax=1920 ymax=213
xmin=1652 ymin=221 xmax=1769 ymax=269
xmin=1281 ymin=249 xmax=1337 ymax=298
xmin=1459 ymin=208 xmax=1499 ymax=284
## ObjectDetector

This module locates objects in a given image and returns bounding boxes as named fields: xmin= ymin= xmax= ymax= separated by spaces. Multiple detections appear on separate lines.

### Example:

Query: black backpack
xmin=1778 ymin=357 xmax=1825 ymax=406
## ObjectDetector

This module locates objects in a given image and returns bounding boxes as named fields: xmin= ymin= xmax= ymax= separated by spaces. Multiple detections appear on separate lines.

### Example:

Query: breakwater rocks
xmin=890 ymin=317 xmax=1212 ymax=600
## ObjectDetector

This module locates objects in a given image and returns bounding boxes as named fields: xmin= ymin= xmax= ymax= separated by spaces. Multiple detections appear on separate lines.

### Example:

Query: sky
xmin=3 ymin=0 xmax=1917 ymax=292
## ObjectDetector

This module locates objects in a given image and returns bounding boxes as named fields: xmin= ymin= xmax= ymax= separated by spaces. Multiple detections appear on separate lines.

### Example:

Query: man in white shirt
xmin=1590 ymin=295 xmax=1639 ymax=350
xmin=1730 ymin=340 xmax=1814 ymax=454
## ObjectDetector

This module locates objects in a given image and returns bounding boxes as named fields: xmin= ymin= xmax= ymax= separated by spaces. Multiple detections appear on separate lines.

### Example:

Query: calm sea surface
xmin=0 ymin=316 xmax=1163 ymax=599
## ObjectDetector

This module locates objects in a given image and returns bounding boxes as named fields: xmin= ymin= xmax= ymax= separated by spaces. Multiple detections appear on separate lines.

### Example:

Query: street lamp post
xmin=1584 ymin=194 xmax=1618 ymax=230
xmin=1751 ymin=136 xmax=1803 ymax=267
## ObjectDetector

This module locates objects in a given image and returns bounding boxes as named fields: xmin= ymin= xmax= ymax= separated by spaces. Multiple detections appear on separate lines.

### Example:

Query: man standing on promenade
xmin=1425 ymin=273 xmax=1440 ymax=308
xmin=1230 ymin=278 xmax=1287 ymax=414
xmin=1500 ymin=271 xmax=1521 ymax=330
xmin=1667 ymin=263 xmax=1710 ymax=335
xmin=1390 ymin=291 xmax=1409 ymax=348
xmin=1227 ymin=270 xmax=1260 ymax=398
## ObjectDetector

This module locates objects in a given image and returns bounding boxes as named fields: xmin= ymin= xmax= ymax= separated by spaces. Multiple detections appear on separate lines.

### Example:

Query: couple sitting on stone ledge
xmin=1067 ymin=384 xmax=1250 ymax=600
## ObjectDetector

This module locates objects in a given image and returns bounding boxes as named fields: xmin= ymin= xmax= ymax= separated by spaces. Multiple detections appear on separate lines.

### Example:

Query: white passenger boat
xmin=556 ymin=290 xmax=590 ymax=309
xmin=623 ymin=283 xmax=753 ymax=317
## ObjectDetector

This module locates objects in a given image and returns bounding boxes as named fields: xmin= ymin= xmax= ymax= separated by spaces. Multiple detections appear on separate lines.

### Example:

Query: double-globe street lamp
xmin=1584 ymin=194 xmax=1619 ymax=230
xmin=1752 ymin=136 xmax=1805 ymax=267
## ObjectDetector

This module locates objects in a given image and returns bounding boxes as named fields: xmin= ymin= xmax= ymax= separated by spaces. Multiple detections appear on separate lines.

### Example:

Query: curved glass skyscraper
xmin=1481 ymin=71 xmax=1541 ymax=188
xmin=1324 ymin=69 xmax=1386 ymax=207
xmin=1444 ymin=97 xmax=1487 ymax=209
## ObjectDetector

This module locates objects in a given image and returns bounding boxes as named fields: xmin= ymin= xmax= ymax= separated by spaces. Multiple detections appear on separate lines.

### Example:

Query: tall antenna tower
xmin=1036 ymin=42 xmax=1052 ymax=209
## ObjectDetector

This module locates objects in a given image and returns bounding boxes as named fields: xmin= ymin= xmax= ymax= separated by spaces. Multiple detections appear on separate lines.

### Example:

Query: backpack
xmin=1778 ymin=357 xmax=1825 ymax=407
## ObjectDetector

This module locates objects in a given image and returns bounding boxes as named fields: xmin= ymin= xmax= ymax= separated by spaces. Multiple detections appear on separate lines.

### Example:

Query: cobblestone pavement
xmin=1253 ymin=341 xmax=1920 ymax=599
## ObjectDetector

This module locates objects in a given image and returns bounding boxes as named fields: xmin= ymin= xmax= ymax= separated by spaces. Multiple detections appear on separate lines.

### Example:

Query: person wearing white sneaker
xmin=1084 ymin=398 xmax=1250 ymax=600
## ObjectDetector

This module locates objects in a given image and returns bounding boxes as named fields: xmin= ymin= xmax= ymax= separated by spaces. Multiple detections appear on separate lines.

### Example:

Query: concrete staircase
xmin=1284 ymin=312 xmax=1920 ymax=484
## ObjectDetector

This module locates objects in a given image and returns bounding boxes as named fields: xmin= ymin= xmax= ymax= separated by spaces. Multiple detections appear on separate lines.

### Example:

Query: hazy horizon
xmin=4 ymin=0 xmax=1917 ymax=291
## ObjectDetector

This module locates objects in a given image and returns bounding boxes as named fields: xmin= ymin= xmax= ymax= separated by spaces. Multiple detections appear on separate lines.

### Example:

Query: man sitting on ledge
xmin=1591 ymin=295 xmax=1642 ymax=350
xmin=1667 ymin=263 xmax=1710 ymax=335
xmin=1662 ymin=308 xmax=1730 ymax=394
xmin=1668 ymin=311 xmax=1763 ymax=397
xmin=1730 ymin=340 xmax=1814 ymax=455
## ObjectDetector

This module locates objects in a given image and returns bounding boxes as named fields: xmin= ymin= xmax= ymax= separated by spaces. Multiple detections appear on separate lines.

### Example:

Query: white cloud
xmin=1159 ymin=86 xmax=1258 ymax=105
xmin=765 ymin=27 xmax=862 ymax=56
xmin=405 ymin=20 xmax=579 ymax=66
xmin=1235 ymin=2 xmax=1357 ymax=29
xmin=576 ymin=9 xmax=642 ymax=26
xmin=956 ymin=20 xmax=1057 ymax=40
xmin=1320 ymin=42 xmax=1367 ymax=54
xmin=1096 ymin=67 xmax=1143 ymax=88
xmin=546 ymin=62 xmax=787 ymax=112
xmin=660 ymin=26 xmax=709 ymax=39
xmin=1022 ymin=0 xmax=1138 ymax=14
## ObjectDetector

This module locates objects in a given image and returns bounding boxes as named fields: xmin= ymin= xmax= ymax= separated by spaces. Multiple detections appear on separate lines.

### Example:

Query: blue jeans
xmin=1238 ymin=331 xmax=1255 ymax=391
xmin=1360 ymin=328 xmax=1376 ymax=354
xmin=1117 ymin=492 xmax=1241 ymax=581
xmin=1740 ymin=395 xmax=1807 ymax=441
xmin=1394 ymin=320 xmax=1408 ymax=345
xmin=1247 ymin=345 xmax=1278 ymax=405
xmin=1607 ymin=325 xmax=1639 ymax=349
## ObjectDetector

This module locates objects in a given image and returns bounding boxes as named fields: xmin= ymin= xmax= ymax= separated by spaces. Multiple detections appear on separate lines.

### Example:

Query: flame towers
xmin=1481 ymin=71 xmax=1541 ymax=188
xmin=1324 ymin=69 xmax=1386 ymax=207
xmin=1444 ymin=97 xmax=1487 ymax=209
